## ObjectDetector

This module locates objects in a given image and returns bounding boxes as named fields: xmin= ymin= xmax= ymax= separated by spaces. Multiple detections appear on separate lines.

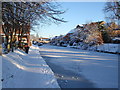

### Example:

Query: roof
xmin=68 ymin=29 xmax=77 ymax=34
xmin=39 ymin=38 xmax=49 ymax=39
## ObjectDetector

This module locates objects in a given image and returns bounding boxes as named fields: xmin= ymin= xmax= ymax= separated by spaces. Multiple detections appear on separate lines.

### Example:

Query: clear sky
xmin=31 ymin=2 xmax=106 ymax=38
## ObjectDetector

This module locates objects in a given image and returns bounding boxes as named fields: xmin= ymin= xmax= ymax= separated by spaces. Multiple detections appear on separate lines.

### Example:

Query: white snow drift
xmin=2 ymin=45 xmax=60 ymax=88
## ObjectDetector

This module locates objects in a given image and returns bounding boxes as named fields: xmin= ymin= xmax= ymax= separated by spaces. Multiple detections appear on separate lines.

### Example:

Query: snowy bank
xmin=0 ymin=56 xmax=2 ymax=89
xmin=96 ymin=44 xmax=120 ymax=53
xmin=2 ymin=45 xmax=60 ymax=88
xmin=68 ymin=43 xmax=120 ymax=54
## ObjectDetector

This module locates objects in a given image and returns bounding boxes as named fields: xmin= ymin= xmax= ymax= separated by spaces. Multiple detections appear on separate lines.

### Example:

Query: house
xmin=39 ymin=38 xmax=50 ymax=43
xmin=84 ymin=21 xmax=105 ymax=31
xmin=112 ymin=28 xmax=120 ymax=37
xmin=63 ymin=24 xmax=84 ymax=41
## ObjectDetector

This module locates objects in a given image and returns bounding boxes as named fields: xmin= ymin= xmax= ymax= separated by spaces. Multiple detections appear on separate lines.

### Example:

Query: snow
xmin=2 ymin=45 xmax=60 ymax=88
xmin=78 ymin=24 xmax=83 ymax=27
xmin=68 ymin=29 xmax=75 ymax=34
xmin=96 ymin=44 xmax=119 ymax=53
xmin=79 ymin=52 xmax=118 ymax=88
xmin=112 ymin=37 xmax=120 ymax=41
xmin=0 ymin=56 xmax=2 ymax=90
xmin=68 ymin=29 xmax=76 ymax=34
xmin=67 ymin=43 xmax=120 ymax=54
xmin=40 ymin=44 xmax=118 ymax=88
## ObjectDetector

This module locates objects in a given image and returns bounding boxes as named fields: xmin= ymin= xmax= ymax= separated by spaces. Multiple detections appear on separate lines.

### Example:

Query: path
xmin=2 ymin=45 xmax=59 ymax=88
xmin=39 ymin=44 xmax=118 ymax=88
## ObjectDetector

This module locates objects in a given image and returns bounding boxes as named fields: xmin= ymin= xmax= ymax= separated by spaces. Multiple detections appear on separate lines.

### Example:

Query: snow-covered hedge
xmin=96 ymin=44 xmax=119 ymax=54
xmin=67 ymin=43 xmax=120 ymax=54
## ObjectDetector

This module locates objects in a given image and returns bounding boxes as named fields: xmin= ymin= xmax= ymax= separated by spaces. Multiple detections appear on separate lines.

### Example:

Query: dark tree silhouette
xmin=103 ymin=0 xmax=120 ymax=24
xmin=2 ymin=1 xmax=66 ymax=52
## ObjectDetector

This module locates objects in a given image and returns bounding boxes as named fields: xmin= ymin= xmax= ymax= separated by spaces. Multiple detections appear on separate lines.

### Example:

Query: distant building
xmin=39 ymin=38 xmax=50 ymax=43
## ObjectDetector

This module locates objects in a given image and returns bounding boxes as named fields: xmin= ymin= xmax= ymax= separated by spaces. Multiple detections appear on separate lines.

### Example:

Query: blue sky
xmin=31 ymin=2 xmax=106 ymax=38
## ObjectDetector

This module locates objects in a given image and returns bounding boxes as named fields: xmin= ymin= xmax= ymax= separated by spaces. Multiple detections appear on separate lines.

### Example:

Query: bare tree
xmin=103 ymin=0 xmax=120 ymax=25
xmin=2 ymin=1 xmax=66 ymax=52
xmin=84 ymin=22 xmax=104 ymax=45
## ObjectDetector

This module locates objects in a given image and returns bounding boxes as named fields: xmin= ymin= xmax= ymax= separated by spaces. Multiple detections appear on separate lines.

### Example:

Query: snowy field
xmin=2 ymin=45 xmax=60 ymax=88
xmin=40 ymin=44 xmax=118 ymax=88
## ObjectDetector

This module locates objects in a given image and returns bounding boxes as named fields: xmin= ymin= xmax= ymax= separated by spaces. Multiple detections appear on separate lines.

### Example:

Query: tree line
xmin=2 ymin=1 xmax=66 ymax=52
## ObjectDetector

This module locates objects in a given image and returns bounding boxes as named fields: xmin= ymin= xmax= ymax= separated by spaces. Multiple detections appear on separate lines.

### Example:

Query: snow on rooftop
xmin=78 ymin=24 xmax=83 ymax=27
xmin=68 ymin=29 xmax=75 ymax=34
xmin=68 ymin=27 xmax=83 ymax=34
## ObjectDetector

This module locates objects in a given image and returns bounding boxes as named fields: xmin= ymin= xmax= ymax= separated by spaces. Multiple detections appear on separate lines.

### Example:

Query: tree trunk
xmin=10 ymin=32 xmax=14 ymax=52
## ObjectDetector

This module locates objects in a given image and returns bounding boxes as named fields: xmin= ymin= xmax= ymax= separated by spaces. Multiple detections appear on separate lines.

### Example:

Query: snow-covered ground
xmin=79 ymin=52 xmax=118 ymax=88
xmin=40 ymin=44 xmax=118 ymax=88
xmin=2 ymin=45 xmax=60 ymax=88
xmin=68 ymin=43 xmax=120 ymax=54
xmin=96 ymin=44 xmax=120 ymax=53
xmin=0 ymin=56 xmax=2 ymax=90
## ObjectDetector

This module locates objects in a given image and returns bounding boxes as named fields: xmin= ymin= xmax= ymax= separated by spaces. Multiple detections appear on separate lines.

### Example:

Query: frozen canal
xmin=39 ymin=44 xmax=118 ymax=88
